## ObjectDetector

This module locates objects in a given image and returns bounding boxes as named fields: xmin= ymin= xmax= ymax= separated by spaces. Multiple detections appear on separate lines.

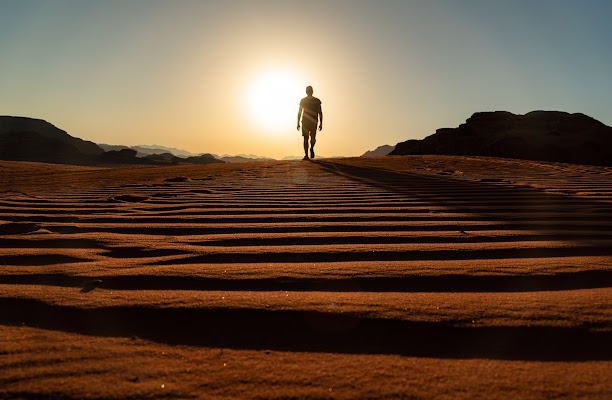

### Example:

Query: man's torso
xmin=300 ymin=96 xmax=321 ymax=126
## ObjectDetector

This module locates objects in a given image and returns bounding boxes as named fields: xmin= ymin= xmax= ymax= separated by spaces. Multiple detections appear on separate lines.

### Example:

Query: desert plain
xmin=0 ymin=155 xmax=611 ymax=399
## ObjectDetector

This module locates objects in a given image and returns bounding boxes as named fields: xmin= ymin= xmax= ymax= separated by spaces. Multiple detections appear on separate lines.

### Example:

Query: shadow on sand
xmin=0 ymin=297 xmax=610 ymax=362
xmin=1 ymin=270 xmax=611 ymax=293
xmin=312 ymin=160 xmax=612 ymax=214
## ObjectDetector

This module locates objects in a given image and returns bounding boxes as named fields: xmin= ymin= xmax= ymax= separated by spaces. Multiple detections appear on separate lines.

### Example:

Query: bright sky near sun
xmin=1 ymin=0 xmax=612 ymax=159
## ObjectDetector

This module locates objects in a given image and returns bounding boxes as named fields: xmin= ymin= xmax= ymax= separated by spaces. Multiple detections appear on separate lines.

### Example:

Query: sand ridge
xmin=1 ymin=155 xmax=611 ymax=399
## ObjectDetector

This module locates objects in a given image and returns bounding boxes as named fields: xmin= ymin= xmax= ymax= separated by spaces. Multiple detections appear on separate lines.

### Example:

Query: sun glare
xmin=246 ymin=71 xmax=302 ymax=132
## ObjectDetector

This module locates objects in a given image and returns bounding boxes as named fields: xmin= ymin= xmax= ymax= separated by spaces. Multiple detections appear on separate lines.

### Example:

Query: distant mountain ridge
xmin=0 ymin=116 xmax=223 ymax=166
xmin=98 ymin=144 xmax=202 ymax=158
xmin=98 ymin=144 xmax=277 ymax=163
xmin=208 ymin=153 xmax=276 ymax=162
xmin=390 ymin=111 xmax=612 ymax=166
xmin=134 ymin=144 xmax=200 ymax=157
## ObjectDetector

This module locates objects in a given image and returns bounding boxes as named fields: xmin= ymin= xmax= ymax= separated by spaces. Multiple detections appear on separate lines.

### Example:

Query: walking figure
xmin=297 ymin=86 xmax=323 ymax=160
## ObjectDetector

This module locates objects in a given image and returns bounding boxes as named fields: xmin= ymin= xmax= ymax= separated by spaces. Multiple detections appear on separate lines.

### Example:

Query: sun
xmin=246 ymin=71 xmax=302 ymax=132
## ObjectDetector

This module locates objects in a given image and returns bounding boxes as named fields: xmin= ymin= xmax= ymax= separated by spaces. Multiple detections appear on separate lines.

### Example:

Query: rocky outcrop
xmin=362 ymin=144 xmax=396 ymax=157
xmin=0 ymin=116 xmax=225 ymax=166
xmin=142 ymin=152 xmax=184 ymax=164
xmin=390 ymin=111 xmax=612 ymax=166
xmin=0 ymin=116 xmax=104 ymax=164
xmin=98 ymin=149 xmax=141 ymax=164
xmin=185 ymin=154 xmax=225 ymax=164
xmin=98 ymin=144 xmax=203 ymax=158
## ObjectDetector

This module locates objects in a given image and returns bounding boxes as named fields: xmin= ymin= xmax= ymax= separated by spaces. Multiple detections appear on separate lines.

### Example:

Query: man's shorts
xmin=302 ymin=123 xmax=317 ymax=138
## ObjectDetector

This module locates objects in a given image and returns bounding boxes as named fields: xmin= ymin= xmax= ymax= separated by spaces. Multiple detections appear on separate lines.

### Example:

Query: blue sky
xmin=1 ymin=0 xmax=611 ymax=157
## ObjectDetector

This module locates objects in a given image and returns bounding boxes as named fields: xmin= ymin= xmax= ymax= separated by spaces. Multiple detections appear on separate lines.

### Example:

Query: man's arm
xmin=297 ymin=106 xmax=303 ymax=130
xmin=318 ymin=108 xmax=323 ymax=131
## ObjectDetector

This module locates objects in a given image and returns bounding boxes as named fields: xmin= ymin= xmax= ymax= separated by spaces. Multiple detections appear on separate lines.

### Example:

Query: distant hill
xmin=185 ymin=154 xmax=223 ymax=164
xmin=0 ymin=116 xmax=103 ymax=164
xmin=220 ymin=156 xmax=272 ymax=163
xmin=390 ymin=111 xmax=612 ymax=166
xmin=132 ymin=144 xmax=200 ymax=158
xmin=98 ymin=144 xmax=201 ymax=158
xmin=217 ymin=154 xmax=276 ymax=163
xmin=362 ymin=144 xmax=395 ymax=157
xmin=99 ymin=143 xmax=273 ymax=163
xmin=98 ymin=143 xmax=132 ymax=152
xmin=139 ymin=152 xmax=222 ymax=165
xmin=0 ymin=116 xmax=223 ymax=166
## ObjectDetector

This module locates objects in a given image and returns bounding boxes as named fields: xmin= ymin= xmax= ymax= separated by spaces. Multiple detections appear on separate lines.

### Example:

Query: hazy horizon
xmin=2 ymin=0 xmax=612 ymax=159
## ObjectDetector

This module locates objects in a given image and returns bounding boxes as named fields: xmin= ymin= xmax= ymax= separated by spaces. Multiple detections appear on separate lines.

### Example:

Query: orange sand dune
xmin=1 ymin=155 xmax=611 ymax=399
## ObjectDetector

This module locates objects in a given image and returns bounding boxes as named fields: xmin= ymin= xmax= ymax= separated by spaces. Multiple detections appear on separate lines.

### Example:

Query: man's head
xmin=306 ymin=86 xmax=313 ymax=96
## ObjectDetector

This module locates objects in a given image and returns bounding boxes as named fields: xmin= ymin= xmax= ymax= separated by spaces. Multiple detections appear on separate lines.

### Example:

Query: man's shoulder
xmin=300 ymin=96 xmax=321 ymax=104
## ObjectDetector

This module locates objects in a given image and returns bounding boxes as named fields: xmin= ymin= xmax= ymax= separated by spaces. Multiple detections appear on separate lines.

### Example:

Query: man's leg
xmin=302 ymin=126 xmax=309 ymax=159
xmin=310 ymin=133 xmax=316 ymax=159
xmin=303 ymin=135 xmax=309 ymax=157
xmin=303 ymin=124 xmax=316 ymax=159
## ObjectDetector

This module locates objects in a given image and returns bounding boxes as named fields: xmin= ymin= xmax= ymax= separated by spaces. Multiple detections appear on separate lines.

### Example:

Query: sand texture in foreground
xmin=1 ymin=155 xmax=611 ymax=399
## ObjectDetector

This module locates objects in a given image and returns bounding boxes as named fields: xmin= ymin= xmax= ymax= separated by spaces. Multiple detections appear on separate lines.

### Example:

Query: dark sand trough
xmin=1 ymin=155 xmax=611 ymax=399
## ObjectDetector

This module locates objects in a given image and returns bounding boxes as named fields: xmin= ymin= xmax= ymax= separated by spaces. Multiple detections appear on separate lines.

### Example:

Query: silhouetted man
xmin=297 ymin=86 xmax=323 ymax=160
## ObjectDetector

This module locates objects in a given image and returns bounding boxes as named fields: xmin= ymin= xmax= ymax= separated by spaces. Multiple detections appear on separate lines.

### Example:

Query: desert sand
xmin=1 ymin=155 xmax=611 ymax=399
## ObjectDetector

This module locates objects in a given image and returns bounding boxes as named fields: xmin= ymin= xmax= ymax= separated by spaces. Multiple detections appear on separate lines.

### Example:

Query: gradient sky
xmin=2 ymin=0 xmax=612 ymax=158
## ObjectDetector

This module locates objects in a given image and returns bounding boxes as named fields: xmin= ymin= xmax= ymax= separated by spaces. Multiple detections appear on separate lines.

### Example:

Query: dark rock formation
xmin=104 ymin=151 xmax=224 ymax=165
xmin=142 ymin=152 xmax=183 ymax=164
xmin=362 ymin=144 xmax=396 ymax=157
xmin=132 ymin=144 xmax=200 ymax=158
xmin=97 ymin=143 xmax=137 ymax=155
xmin=0 ymin=116 xmax=225 ymax=166
xmin=390 ymin=111 xmax=612 ymax=166
xmin=0 ymin=116 xmax=103 ymax=164
xmin=185 ymin=154 xmax=225 ymax=164
xmin=98 ymin=149 xmax=141 ymax=164
xmin=98 ymin=144 xmax=202 ymax=158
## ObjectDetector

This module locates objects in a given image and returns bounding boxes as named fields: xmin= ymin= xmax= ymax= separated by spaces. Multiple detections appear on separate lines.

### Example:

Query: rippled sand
xmin=1 ymin=155 xmax=611 ymax=399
